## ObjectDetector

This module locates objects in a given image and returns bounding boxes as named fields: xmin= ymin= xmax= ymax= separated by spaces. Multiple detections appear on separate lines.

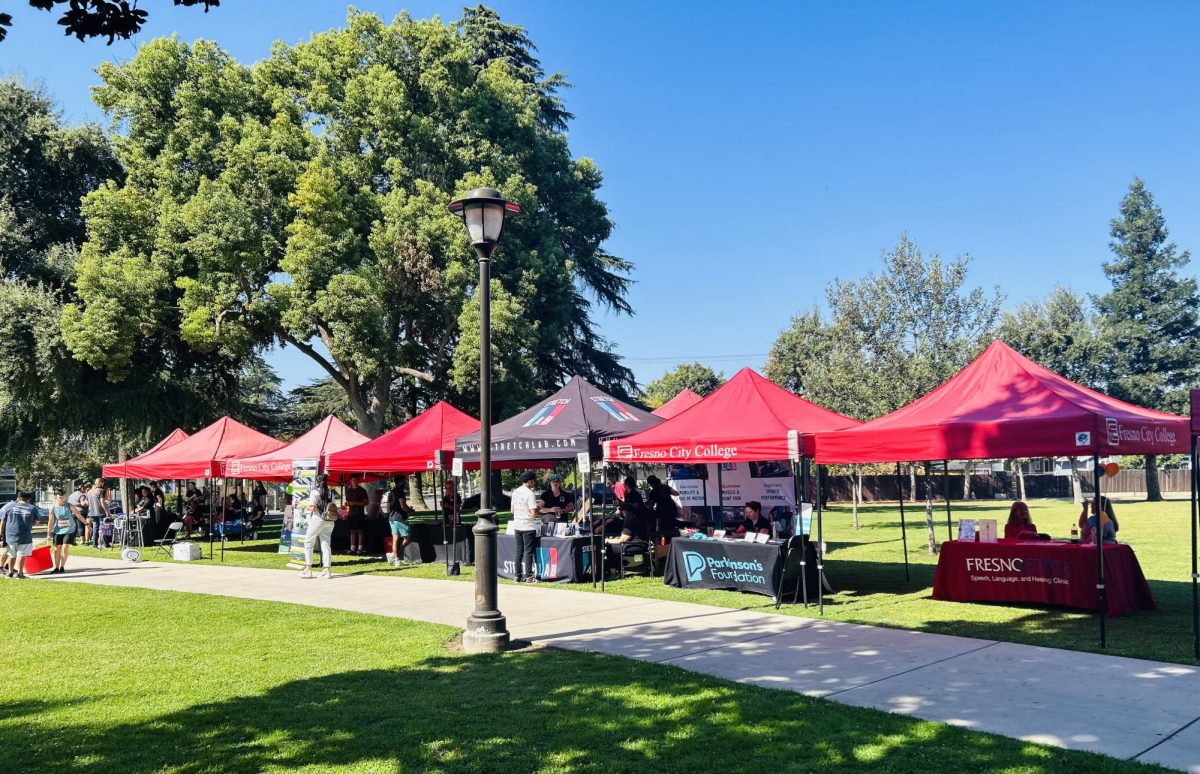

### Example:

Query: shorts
xmin=53 ymin=532 xmax=77 ymax=546
xmin=388 ymin=520 xmax=411 ymax=537
xmin=347 ymin=513 xmax=366 ymax=530
xmin=6 ymin=542 xmax=32 ymax=558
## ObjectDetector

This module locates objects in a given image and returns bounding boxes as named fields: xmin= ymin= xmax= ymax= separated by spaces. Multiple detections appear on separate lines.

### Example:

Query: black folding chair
xmin=154 ymin=521 xmax=184 ymax=560
xmin=775 ymin=534 xmax=810 ymax=609
xmin=616 ymin=541 xmax=654 ymax=579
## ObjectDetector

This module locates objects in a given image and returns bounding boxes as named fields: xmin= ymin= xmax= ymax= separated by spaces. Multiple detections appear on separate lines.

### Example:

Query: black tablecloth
xmin=497 ymin=534 xmax=596 ymax=583
xmin=664 ymin=538 xmax=802 ymax=601
xmin=331 ymin=519 xmax=473 ymax=564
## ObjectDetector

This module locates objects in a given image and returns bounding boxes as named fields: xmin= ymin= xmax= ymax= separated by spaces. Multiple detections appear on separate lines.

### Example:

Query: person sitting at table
xmin=1079 ymin=496 xmax=1118 ymax=544
xmin=538 ymin=473 xmax=575 ymax=521
xmin=1004 ymin=500 xmax=1039 ymax=540
xmin=605 ymin=499 xmax=652 ymax=578
xmin=736 ymin=501 xmax=772 ymax=536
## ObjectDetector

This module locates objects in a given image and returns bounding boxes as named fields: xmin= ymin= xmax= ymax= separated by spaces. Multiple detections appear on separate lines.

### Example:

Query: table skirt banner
xmin=932 ymin=540 xmax=1156 ymax=617
xmin=663 ymin=538 xmax=786 ymax=600
xmin=496 ymin=535 xmax=595 ymax=583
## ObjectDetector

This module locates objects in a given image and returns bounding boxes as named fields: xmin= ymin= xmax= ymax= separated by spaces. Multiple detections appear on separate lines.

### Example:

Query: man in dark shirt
xmin=538 ymin=474 xmax=576 ymax=522
xmin=737 ymin=501 xmax=772 ymax=537
xmin=346 ymin=475 xmax=369 ymax=556
xmin=645 ymin=475 xmax=680 ymax=540
xmin=605 ymin=503 xmax=651 ymax=575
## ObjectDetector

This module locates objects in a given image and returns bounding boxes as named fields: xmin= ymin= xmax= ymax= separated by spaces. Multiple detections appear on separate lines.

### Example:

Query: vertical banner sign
xmin=287 ymin=459 xmax=319 ymax=568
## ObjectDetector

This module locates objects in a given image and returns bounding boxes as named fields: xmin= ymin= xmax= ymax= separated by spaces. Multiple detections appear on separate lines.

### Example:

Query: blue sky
xmin=4 ymin=1 xmax=1198 ymax=391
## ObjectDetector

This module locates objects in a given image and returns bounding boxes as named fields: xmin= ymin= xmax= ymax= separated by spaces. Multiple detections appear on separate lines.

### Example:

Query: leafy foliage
xmin=0 ymin=1 xmax=219 ymax=44
xmin=997 ymin=286 xmax=1109 ymax=387
xmin=639 ymin=362 xmax=724 ymax=408
xmin=66 ymin=9 xmax=634 ymax=437
xmin=767 ymin=235 xmax=1002 ymax=421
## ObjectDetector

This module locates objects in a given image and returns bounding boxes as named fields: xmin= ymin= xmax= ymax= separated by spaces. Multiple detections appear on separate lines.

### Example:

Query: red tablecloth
xmin=932 ymin=540 xmax=1156 ymax=617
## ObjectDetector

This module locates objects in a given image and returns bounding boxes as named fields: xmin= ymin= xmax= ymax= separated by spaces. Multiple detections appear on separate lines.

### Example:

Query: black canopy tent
xmin=456 ymin=376 xmax=661 ymax=463
xmin=456 ymin=376 xmax=663 ymax=587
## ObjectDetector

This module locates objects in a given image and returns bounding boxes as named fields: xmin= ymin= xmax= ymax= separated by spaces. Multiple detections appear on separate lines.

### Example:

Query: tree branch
xmin=280 ymin=331 xmax=349 ymax=391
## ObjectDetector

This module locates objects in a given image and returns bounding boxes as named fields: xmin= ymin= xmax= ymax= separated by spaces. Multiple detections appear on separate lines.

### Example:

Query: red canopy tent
xmin=326 ymin=401 xmax=479 ymax=475
xmin=122 ymin=417 xmax=284 ymax=479
xmin=604 ymin=367 xmax=861 ymax=464
xmin=651 ymin=388 xmax=704 ymax=419
xmin=101 ymin=428 xmax=189 ymax=478
xmin=800 ymin=340 xmax=1188 ymax=638
xmin=802 ymin=340 xmax=1189 ymax=464
xmin=226 ymin=415 xmax=370 ymax=482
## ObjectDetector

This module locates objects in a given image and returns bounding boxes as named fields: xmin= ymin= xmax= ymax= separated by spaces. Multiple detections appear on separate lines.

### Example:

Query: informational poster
xmin=958 ymin=519 xmax=977 ymax=542
xmin=287 ymin=459 xmax=319 ymax=568
xmin=668 ymin=461 xmax=796 ymax=530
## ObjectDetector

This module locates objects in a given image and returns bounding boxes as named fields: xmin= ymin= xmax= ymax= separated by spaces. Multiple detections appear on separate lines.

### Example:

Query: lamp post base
xmin=463 ymin=621 xmax=510 ymax=654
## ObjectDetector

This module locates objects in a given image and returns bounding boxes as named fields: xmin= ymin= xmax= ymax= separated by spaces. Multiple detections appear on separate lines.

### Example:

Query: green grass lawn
xmin=0 ymin=581 xmax=1166 ymax=773
xmin=73 ymin=497 xmax=1199 ymax=665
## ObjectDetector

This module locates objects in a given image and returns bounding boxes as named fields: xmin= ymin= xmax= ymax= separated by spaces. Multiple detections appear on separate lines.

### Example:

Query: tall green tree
xmin=1094 ymin=178 xmax=1199 ymax=501
xmin=65 ymin=9 xmax=634 ymax=438
xmin=998 ymin=286 xmax=1109 ymax=387
xmin=767 ymin=236 xmax=1001 ymax=549
xmin=0 ymin=78 xmax=279 ymax=480
xmin=639 ymin=363 xmax=725 ymax=408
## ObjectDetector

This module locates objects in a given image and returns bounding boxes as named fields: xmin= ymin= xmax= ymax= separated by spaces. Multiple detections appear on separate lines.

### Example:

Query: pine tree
xmin=1094 ymin=178 xmax=1200 ymax=501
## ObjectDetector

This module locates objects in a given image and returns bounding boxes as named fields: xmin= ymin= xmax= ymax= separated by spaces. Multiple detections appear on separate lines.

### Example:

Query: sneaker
xmin=320 ymin=569 xmax=332 ymax=579
xmin=525 ymin=577 xmax=540 ymax=584
xmin=15 ymin=573 xmax=27 ymax=580
xmin=299 ymin=569 xmax=313 ymax=579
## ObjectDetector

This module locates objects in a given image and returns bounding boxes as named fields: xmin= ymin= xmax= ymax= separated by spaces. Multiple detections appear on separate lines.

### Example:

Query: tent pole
xmin=791 ymin=460 xmax=808 ymax=608
xmin=801 ymin=459 xmax=810 ymax=509
xmin=816 ymin=463 xmax=824 ymax=615
xmin=896 ymin=463 xmax=909 ymax=582
xmin=1094 ymin=452 xmax=1106 ymax=648
xmin=1191 ymin=433 xmax=1198 ymax=660
xmin=717 ymin=463 xmax=724 ymax=525
xmin=943 ymin=460 xmax=953 ymax=541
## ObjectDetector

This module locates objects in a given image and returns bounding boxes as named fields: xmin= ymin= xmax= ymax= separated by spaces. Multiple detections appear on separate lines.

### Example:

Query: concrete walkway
xmin=42 ymin=556 xmax=1200 ymax=772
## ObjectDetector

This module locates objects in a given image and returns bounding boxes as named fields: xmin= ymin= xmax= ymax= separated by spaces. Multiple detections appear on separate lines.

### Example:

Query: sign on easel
xmin=577 ymin=452 xmax=591 ymax=475
xmin=287 ymin=459 xmax=319 ymax=568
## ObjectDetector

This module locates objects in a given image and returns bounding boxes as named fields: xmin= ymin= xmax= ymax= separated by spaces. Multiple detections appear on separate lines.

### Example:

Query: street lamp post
xmin=449 ymin=187 xmax=520 ymax=654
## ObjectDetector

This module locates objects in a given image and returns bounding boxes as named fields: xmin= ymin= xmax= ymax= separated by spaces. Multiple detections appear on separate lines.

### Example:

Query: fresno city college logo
xmin=683 ymin=551 xmax=706 ymax=582
xmin=524 ymin=399 xmax=570 ymax=427
xmin=616 ymin=444 xmax=634 ymax=459
xmin=1106 ymin=418 xmax=1120 ymax=446
xmin=591 ymin=396 xmax=640 ymax=422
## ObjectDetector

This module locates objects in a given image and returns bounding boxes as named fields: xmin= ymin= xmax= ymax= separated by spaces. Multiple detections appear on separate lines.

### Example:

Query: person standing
xmin=386 ymin=477 xmax=416 ymax=566
xmin=46 ymin=490 xmax=76 ymax=573
xmin=2 ymin=492 xmax=41 ymax=578
xmin=345 ymin=475 xmax=369 ymax=556
xmin=67 ymin=482 xmax=90 ymax=543
xmin=300 ymin=476 xmax=335 ymax=579
xmin=86 ymin=479 xmax=109 ymax=548
xmin=645 ymin=475 xmax=680 ymax=540
xmin=511 ymin=472 xmax=541 ymax=583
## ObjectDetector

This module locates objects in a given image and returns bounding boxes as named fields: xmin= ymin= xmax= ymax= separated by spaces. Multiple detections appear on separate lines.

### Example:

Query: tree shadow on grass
xmin=1 ymin=650 xmax=1136 ymax=774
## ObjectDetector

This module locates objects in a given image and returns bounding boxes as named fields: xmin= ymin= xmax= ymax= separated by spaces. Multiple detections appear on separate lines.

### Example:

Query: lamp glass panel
xmin=464 ymin=202 xmax=485 ymax=244
xmin=482 ymin=201 xmax=505 ymax=243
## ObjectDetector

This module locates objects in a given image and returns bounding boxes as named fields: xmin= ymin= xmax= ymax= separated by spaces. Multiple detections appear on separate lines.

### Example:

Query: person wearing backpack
xmin=386 ymin=477 xmax=416 ymax=567
xmin=46 ymin=489 xmax=77 ymax=573
xmin=300 ymin=476 xmax=336 ymax=579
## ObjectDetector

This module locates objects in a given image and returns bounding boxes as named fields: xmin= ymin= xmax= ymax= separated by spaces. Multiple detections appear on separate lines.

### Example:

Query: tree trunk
xmin=118 ymin=440 xmax=130 ymax=520
xmin=1145 ymin=455 xmax=1163 ymax=502
xmin=1069 ymin=457 xmax=1083 ymax=505
xmin=851 ymin=468 xmax=861 ymax=530
xmin=1016 ymin=460 xmax=1027 ymax=501
xmin=963 ymin=463 xmax=971 ymax=499
xmin=908 ymin=464 xmax=917 ymax=500
xmin=408 ymin=472 xmax=427 ymax=511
